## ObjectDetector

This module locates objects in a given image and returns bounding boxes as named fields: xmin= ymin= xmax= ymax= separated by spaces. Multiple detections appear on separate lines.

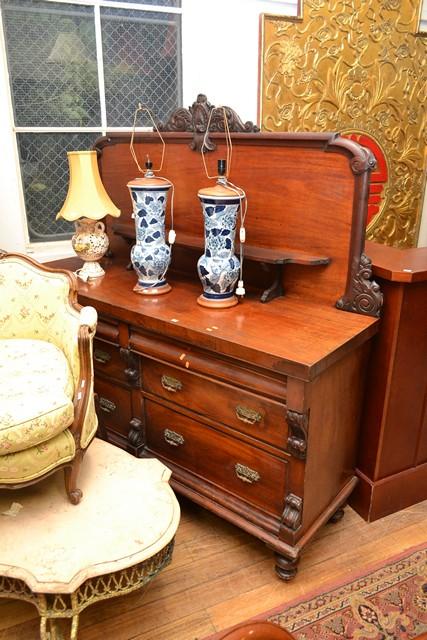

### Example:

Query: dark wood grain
xmin=145 ymin=399 xmax=289 ymax=516
xmin=94 ymin=130 xmax=379 ymax=315
xmin=350 ymin=242 xmax=427 ymax=521
xmin=63 ymin=258 xmax=378 ymax=382
xmin=141 ymin=357 xmax=288 ymax=450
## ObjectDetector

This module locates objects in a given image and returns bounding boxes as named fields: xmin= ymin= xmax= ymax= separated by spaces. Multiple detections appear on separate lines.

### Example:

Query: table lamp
xmin=57 ymin=150 xmax=120 ymax=280
xmin=127 ymin=104 xmax=175 ymax=295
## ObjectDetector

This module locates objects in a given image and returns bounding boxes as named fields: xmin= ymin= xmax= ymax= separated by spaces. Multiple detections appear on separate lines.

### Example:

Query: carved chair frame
xmin=0 ymin=251 xmax=96 ymax=504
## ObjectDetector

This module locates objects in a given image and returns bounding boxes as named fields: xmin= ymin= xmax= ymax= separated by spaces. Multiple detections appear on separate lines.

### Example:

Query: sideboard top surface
xmin=65 ymin=258 xmax=378 ymax=381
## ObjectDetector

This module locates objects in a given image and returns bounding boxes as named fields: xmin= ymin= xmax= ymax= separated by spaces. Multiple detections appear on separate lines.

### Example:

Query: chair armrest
xmin=79 ymin=305 xmax=97 ymax=331
xmin=69 ymin=310 xmax=97 ymax=444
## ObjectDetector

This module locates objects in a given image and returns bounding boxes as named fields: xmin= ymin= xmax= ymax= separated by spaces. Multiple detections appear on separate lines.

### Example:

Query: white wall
xmin=181 ymin=0 xmax=297 ymax=124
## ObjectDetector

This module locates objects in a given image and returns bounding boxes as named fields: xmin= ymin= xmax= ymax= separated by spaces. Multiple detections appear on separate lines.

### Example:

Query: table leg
xmin=41 ymin=615 xmax=79 ymax=640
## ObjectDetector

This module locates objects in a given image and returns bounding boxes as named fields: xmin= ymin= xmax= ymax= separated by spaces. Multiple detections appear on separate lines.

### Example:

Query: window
xmin=1 ymin=0 xmax=182 ymax=243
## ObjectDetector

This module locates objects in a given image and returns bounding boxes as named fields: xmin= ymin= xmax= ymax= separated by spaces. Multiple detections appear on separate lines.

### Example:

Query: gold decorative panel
xmin=260 ymin=1 xmax=427 ymax=247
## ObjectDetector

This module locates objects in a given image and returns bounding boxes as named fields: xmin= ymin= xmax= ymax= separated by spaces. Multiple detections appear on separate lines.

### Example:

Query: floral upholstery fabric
xmin=0 ymin=430 xmax=75 ymax=483
xmin=0 ymin=255 xmax=98 ymax=486
xmin=0 ymin=339 xmax=75 ymax=455
xmin=0 ymin=257 xmax=81 ymax=388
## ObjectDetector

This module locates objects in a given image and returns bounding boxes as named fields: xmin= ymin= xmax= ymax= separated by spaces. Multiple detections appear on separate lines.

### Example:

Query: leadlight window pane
xmin=2 ymin=0 xmax=100 ymax=127
xmin=101 ymin=7 xmax=182 ymax=126
xmin=17 ymin=132 xmax=101 ymax=242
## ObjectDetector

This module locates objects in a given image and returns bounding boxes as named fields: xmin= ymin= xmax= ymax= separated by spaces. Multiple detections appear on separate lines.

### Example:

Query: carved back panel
xmin=95 ymin=117 xmax=379 ymax=313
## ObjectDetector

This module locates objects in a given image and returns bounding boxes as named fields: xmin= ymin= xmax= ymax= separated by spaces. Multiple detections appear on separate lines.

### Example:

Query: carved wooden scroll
xmin=282 ymin=493 xmax=303 ymax=531
xmin=330 ymin=137 xmax=383 ymax=318
xmin=336 ymin=253 xmax=383 ymax=317
xmin=286 ymin=410 xmax=309 ymax=460
xmin=158 ymin=93 xmax=260 ymax=151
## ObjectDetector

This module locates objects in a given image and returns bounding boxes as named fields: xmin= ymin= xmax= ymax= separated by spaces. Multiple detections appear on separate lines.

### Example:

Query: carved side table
xmin=0 ymin=439 xmax=180 ymax=639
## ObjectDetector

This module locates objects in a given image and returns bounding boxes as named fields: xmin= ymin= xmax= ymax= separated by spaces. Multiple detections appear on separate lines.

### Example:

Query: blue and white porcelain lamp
xmin=127 ymin=161 xmax=172 ymax=295
xmin=197 ymin=162 xmax=243 ymax=309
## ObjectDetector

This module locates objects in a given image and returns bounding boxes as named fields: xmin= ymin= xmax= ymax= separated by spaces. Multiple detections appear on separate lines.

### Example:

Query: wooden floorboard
xmin=1 ymin=496 xmax=427 ymax=640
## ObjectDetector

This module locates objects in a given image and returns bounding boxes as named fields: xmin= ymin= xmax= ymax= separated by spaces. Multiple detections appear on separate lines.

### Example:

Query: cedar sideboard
xmin=52 ymin=100 xmax=381 ymax=579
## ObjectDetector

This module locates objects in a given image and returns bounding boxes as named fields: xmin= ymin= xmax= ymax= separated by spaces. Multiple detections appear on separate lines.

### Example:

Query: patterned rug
xmin=210 ymin=544 xmax=427 ymax=639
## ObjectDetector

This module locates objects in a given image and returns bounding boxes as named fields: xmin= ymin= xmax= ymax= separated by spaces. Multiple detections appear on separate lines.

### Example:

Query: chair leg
xmin=64 ymin=451 xmax=84 ymax=505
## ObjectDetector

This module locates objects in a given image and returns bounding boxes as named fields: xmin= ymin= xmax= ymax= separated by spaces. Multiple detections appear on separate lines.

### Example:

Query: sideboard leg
xmin=328 ymin=506 xmax=346 ymax=524
xmin=274 ymin=553 xmax=299 ymax=581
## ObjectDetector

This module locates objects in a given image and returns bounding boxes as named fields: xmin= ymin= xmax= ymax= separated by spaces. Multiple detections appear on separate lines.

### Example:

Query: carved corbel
xmin=158 ymin=93 xmax=260 ymax=152
xmin=286 ymin=409 xmax=309 ymax=460
xmin=282 ymin=493 xmax=303 ymax=531
xmin=128 ymin=417 xmax=145 ymax=450
xmin=336 ymin=253 xmax=383 ymax=318
xmin=120 ymin=348 xmax=140 ymax=387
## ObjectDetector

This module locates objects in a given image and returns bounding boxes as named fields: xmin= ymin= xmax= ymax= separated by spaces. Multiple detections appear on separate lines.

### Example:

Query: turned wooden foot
xmin=328 ymin=505 xmax=345 ymax=524
xmin=274 ymin=553 xmax=299 ymax=581
xmin=64 ymin=452 xmax=84 ymax=505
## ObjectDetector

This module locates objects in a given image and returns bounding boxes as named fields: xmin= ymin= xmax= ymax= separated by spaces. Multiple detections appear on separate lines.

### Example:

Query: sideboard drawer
xmin=95 ymin=378 xmax=132 ymax=437
xmin=142 ymin=359 xmax=287 ymax=449
xmin=145 ymin=400 xmax=288 ymax=516
xmin=93 ymin=339 xmax=129 ymax=384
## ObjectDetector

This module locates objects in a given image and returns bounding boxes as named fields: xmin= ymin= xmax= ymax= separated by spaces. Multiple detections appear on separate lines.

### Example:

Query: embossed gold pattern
xmin=261 ymin=1 xmax=427 ymax=247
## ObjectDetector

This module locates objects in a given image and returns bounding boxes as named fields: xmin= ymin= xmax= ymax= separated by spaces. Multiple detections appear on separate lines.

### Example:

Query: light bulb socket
xmin=218 ymin=159 xmax=227 ymax=176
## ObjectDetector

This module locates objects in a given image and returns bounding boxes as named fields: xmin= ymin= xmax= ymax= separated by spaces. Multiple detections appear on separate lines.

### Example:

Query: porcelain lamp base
xmin=197 ymin=294 xmax=239 ymax=309
xmin=133 ymin=282 xmax=172 ymax=295
xmin=72 ymin=218 xmax=109 ymax=280
xmin=78 ymin=260 xmax=106 ymax=280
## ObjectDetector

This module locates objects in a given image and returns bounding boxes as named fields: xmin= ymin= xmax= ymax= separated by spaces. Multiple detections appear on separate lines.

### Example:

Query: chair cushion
xmin=0 ymin=429 xmax=76 ymax=483
xmin=0 ymin=339 xmax=75 ymax=456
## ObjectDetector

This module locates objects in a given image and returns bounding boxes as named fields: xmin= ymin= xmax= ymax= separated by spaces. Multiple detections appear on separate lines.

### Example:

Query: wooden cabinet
xmin=76 ymin=280 xmax=374 ymax=580
xmin=92 ymin=319 xmax=143 ymax=455
xmin=52 ymin=115 xmax=383 ymax=579
xmin=350 ymin=242 xmax=427 ymax=521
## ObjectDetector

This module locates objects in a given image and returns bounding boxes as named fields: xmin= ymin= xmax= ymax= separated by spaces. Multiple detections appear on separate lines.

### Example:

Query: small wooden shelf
xmin=112 ymin=223 xmax=331 ymax=303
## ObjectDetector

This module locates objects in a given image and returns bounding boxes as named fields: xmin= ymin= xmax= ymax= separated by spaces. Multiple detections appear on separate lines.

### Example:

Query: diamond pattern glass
xmin=101 ymin=7 xmax=182 ymax=126
xmin=17 ymin=133 xmax=101 ymax=241
xmin=1 ymin=1 xmax=182 ymax=242
xmin=2 ymin=0 xmax=100 ymax=127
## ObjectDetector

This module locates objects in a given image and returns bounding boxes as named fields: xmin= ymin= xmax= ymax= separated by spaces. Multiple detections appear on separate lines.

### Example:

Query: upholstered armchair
xmin=0 ymin=251 xmax=98 ymax=504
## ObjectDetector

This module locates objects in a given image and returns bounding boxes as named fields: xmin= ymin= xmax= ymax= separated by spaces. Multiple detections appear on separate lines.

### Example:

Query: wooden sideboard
xmin=350 ymin=241 xmax=427 ymax=521
xmin=51 ymin=105 xmax=382 ymax=579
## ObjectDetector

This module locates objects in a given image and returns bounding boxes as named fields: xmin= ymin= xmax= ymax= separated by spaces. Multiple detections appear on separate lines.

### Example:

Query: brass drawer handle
xmin=94 ymin=349 xmax=112 ymax=364
xmin=161 ymin=375 xmax=183 ymax=393
xmin=164 ymin=428 xmax=185 ymax=447
xmin=99 ymin=397 xmax=116 ymax=413
xmin=236 ymin=405 xmax=262 ymax=425
xmin=235 ymin=463 xmax=260 ymax=484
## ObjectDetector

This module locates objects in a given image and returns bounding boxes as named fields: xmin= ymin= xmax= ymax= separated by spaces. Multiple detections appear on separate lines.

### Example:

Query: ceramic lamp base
xmin=78 ymin=260 xmax=105 ymax=280
xmin=197 ymin=294 xmax=239 ymax=309
xmin=134 ymin=282 xmax=172 ymax=296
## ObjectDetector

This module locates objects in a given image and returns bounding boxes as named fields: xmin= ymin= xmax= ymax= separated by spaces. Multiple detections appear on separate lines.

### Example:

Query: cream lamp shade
xmin=57 ymin=150 xmax=120 ymax=280
xmin=57 ymin=150 xmax=120 ymax=222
